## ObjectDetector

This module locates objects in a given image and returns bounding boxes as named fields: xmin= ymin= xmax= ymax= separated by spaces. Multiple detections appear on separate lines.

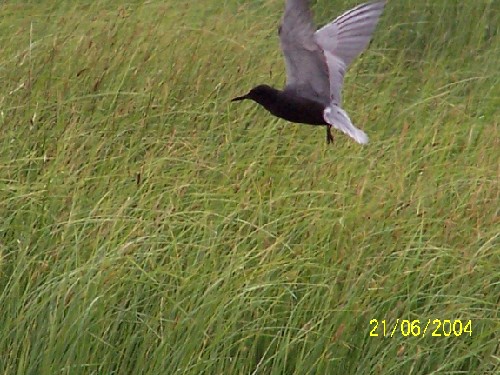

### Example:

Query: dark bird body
xmin=232 ymin=0 xmax=386 ymax=145
xmin=235 ymin=85 xmax=327 ymax=125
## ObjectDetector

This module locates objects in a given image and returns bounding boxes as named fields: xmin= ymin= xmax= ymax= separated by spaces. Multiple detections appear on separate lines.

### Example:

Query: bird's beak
xmin=231 ymin=94 xmax=248 ymax=102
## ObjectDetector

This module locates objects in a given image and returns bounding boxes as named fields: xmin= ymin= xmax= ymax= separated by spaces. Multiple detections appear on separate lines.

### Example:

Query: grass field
xmin=0 ymin=0 xmax=498 ymax=374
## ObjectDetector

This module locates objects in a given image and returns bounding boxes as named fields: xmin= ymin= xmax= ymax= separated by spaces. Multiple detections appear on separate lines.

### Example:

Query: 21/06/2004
xmin=369 ymin=319 xmax=472 ymax=338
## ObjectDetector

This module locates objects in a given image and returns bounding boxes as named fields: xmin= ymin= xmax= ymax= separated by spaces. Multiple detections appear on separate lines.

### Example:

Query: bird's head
xmin=231 ymin=85 xmax=279 ymax=106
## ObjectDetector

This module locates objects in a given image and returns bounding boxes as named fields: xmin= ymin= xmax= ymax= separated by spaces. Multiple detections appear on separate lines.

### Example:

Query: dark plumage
xmin=232 ymin=84 xmax=333 ymax=142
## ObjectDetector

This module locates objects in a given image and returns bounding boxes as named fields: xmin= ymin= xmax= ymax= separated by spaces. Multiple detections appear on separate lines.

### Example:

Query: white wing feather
xmin=314 ymin=1 xmax=386 ymax=143
xmin=314 ymin=1 xmax=386 ymax=104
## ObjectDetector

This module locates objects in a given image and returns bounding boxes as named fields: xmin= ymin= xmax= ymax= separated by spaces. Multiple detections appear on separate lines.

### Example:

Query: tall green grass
xmin=1 ymin=0 xmax=498 ymax=374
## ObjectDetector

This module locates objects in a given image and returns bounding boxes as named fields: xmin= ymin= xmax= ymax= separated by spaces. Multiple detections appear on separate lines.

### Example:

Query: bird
xmin=231 ymin=0 xmax=386 ymax=145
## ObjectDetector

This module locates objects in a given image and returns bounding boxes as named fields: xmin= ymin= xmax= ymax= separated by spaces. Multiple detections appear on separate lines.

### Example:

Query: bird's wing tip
xmin=324 ymin=105 xmax=370 ymax=145
xmin=357 ymin=133 xmax=369 ymax=145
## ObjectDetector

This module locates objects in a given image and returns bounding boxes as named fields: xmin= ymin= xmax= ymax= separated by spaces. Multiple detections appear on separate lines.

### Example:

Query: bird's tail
xmin=323 ymin=104 xmax=369 ymax=144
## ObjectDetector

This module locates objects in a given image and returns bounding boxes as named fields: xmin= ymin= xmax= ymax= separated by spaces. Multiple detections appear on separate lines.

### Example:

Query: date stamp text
xmin=369 ymin=319 xmax=472 ymax=338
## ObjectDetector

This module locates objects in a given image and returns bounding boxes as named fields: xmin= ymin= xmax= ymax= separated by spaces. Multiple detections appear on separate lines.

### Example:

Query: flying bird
xmin=232 ymin=0 xmax=386 ymax=144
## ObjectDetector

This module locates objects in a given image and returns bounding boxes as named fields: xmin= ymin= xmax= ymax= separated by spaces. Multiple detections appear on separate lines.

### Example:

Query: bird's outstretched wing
xmin=279 ymin=0 xmax=330 ymax=105
xmin=314 ymin=1 xmax=386 ymax=104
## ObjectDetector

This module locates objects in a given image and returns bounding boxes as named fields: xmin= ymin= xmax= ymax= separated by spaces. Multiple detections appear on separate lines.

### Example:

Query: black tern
xmin=232 ymin=0 xmax=386 ymax=144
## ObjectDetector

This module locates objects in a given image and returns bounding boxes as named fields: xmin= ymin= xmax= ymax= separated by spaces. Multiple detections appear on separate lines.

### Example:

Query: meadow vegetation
xmin=0 ymin=0 xmax=498 ymax=373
